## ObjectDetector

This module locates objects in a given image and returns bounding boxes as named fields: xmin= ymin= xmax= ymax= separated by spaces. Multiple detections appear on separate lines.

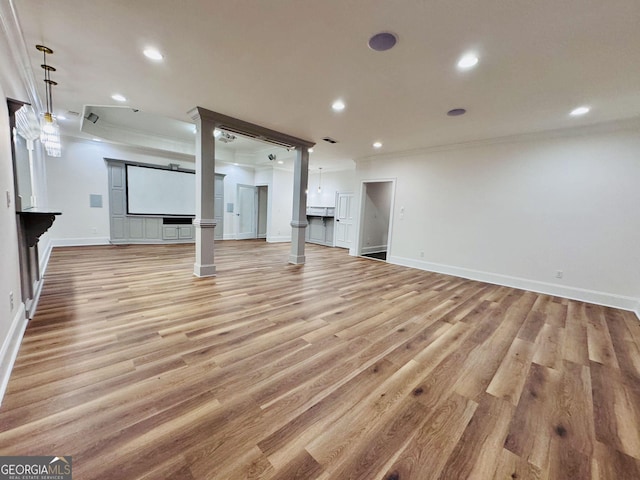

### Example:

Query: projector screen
xmin=126 ymin=165 xmax=195 ymax=216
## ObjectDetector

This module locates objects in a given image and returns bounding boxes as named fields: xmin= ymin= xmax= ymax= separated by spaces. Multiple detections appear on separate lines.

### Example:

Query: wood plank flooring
xmin=1 ymin=240 xmax=640 ymax=479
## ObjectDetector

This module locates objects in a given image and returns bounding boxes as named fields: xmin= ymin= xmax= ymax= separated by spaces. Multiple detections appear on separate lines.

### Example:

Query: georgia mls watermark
xmin=0 ymin=456 xmax=72 ymax=480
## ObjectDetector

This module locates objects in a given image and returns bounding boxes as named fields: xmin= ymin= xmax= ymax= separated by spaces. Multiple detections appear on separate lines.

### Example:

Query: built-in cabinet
xmin=105 ymin=159 xmax=224 ymax=244
xmin=305 ymin=206 xmax=335 ymax=247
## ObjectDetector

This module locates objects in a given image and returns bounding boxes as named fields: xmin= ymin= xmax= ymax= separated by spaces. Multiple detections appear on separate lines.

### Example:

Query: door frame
xmin=355 ymin=178 xmax=396 ymax=260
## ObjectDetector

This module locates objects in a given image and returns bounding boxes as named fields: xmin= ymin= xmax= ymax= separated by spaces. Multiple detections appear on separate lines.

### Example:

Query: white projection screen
xmin=126 ymin=165 xmax=195 ymax=216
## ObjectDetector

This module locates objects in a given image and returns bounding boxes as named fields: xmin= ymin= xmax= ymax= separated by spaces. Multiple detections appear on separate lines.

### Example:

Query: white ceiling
xmin=11 ymin=0 xmax=640 ymax=169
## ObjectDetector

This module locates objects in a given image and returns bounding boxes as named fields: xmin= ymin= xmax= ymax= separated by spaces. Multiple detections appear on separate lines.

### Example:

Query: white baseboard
xmin=0 ymin=303 xmax=28 ymax=406
xmin=634 ymin=301 xmax=640 ymax=321
xmin=390 ymin=255 xmax=640 ymax=313
xmin=51 ymin=237 xmax=111 ymax=247
xmin=362 ymin=245 xmax=387 ymax=255
xmin=39 ymin=235 xmax=53 ymax=274
xmin=267 ymin=236 xmax=291 ymax=243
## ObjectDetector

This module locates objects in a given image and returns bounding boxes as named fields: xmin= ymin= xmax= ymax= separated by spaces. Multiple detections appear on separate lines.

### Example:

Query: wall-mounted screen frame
xmin=126 ymin=164 xmax=195 ymax=216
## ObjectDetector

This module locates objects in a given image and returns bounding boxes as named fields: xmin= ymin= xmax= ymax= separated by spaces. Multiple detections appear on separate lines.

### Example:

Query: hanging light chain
xmin=36 ymin=44 xmax=62 ymax=157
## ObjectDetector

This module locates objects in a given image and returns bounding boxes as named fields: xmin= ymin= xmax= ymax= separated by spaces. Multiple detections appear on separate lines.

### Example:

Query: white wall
xmin=307 ymin=169 xmax=356 ymax=207
xmin=46 ymin=138 xmax=198 ymax=244
xmin=357 ymin=122 xmax=640 ymax=310
xmin=0 ymin=78 xmax=28 ymax=401
xmin=268 ymin=168 xmax=294 ymax=242
xmin=46 ymin=139 xmax=305 ymax=244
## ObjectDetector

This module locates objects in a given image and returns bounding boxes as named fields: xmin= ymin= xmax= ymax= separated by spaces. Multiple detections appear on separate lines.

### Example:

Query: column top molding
xmin=187 ymin=106 xmax=315 ymax=150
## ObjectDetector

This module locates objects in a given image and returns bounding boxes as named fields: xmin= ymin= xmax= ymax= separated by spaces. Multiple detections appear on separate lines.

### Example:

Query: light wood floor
xmin=1 ymin=241 xmax=640 ymax=479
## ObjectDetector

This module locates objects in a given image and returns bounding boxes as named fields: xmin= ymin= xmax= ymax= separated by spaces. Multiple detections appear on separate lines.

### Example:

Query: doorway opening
xmin=358 ymin=180 xmax=394 ymax=262
xmin=236 ymin=184 xmax=257 ymax=239
xmin=257 ymin=185 xmax=268 ymax=240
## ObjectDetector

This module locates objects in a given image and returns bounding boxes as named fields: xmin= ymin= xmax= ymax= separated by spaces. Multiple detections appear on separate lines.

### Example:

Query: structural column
xmin=289 ymin=146 xmax=309 ymax=264
xmin=191 ymin=108 xmax=217 ymax=277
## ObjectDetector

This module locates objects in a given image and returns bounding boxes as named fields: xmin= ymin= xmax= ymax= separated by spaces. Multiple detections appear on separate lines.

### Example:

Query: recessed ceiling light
xmin=277 ymin=160 xmax=284 ymax=165
xmin=332 ymin=100 xmax=345 ymax=112
xmin=308 ymin=148 xmax=314 ymax=153
xmin=92 ymin=138 xmax=102 ymax=142
xmin=447 ymin=108 xmax=467 ymax=116
xmin=570 ymin=106 xmax=590 ymax=116
xmin=57 ymin=114 xmax=67 ymax=121
xmin=457 ymin=53 xmax=479 ymax=69
xmin=111 ymin=94 xmax=127 ymax=102
xmin=373 ymin=141 xmax=382 ymax=148
xmin=368 ymin=32 xmax=398 ymax=52
xmin=233 ymin=163 xmax=239 ymax=166
xmin=143 ymin=48 xmax=164 ymax=61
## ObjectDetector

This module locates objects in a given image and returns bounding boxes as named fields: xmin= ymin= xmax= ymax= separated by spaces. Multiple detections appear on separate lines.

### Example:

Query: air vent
xmin=322 ymin=137 xmax=338 ymax=144
xmin=67 ymin=110 xmax=80 ymax=117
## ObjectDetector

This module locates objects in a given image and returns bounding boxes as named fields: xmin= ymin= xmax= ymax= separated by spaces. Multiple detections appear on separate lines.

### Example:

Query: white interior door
xmin=334 ymin=192 xmax=354 ymax=249
xmin=237 ymin=184 xmax=257 ymax=239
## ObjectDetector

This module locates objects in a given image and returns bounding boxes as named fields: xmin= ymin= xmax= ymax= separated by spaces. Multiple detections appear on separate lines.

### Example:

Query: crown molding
xmin=0 ymin=0 xmax=42 ymax=112
xmin=357 ymin=116 xmax=640 ymax=164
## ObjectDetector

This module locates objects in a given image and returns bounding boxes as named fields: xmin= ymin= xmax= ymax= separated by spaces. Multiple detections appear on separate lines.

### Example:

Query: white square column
xmin=289 ymin=147 xmax=309 ymax=264
xmin=191 ymin=109 xmax=217 ymax=277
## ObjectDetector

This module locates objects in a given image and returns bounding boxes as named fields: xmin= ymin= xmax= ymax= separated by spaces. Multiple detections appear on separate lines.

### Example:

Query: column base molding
xmin=288 ymin=254 xmax=306 ymax=265
xmin=193 ymin=263 xmax=217 ymax=277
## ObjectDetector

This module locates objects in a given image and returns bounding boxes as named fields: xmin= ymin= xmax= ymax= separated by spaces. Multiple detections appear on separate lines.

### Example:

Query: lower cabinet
xmin=305 ymin=215 xmax=334 ymax=246
xmin=128 ymin=217 xmax=162 ymax=241
xmin=162 ymin=224 xmax=194 ymax=241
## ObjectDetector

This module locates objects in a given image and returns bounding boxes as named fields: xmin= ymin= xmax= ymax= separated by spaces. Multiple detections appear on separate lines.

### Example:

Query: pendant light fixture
xmin=36 ymin=44 xmax=61 ymax=157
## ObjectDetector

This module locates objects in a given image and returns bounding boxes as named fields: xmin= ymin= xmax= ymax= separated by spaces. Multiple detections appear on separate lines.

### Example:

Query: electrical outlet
xmin=9 ymin=291 xmax=14 ymax=311
xmin=91 ymin=227 xmax=98 ymax=234
xmin=555 ymin=270 xmax=563 ymax=279
xmin=420 ymin=251 xmax=425 ymax=258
